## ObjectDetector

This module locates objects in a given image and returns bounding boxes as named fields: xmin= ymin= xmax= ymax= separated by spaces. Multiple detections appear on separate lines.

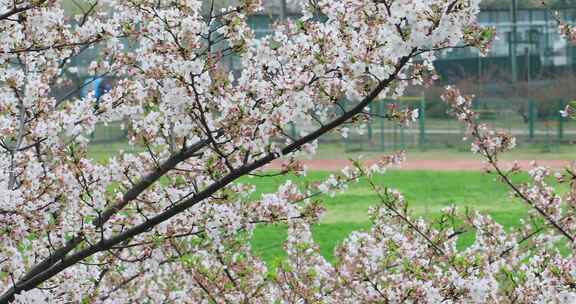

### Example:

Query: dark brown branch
xmin=2 ymin=37 xmax=105 ymax=55
xmin=93 ymin=138 xmax=212 ymax=228
xmin=0 ymin=52 xmax=414 ymax=303
xmin=477 ymin=128 xmax=575 ymax=243
xmin=0 ymin=1 xmax=48 ymax=21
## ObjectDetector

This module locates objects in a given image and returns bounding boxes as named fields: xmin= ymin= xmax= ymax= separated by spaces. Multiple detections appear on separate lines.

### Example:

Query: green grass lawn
xmin=86 ymin=140 xmax=569 ymax=264
xmin=88 ymin=141 xmax=142 ymax=163
xmin=248 ymin=170 xmax=543 ymax=264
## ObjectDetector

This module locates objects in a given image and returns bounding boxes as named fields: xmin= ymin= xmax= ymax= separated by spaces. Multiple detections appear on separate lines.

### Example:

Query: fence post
xmin=528 ymin=99 xmax=535 ymax=141
xmin=380 ymin=101 xmax=385 ymax=151
xmin=393 ymin=119 xmax=398 ymax=150
xmin=558 ymin=100 xmax=564 ymax=143
xmin=343 ymin=100 xmax=350 ymax=152
xmin=400 ymin=124 xmax=406 ymax=150
xmin=368 ymin=104 xmax=373 ymax=146
xmin=419 ymin=94 xmax=426 ymax=150
xmin=290 ymin=123 xmax=296 ymax=139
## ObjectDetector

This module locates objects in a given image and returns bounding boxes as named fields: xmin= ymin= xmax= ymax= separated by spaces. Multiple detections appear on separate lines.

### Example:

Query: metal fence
xmin=90 ymin=96 xmax=575 ymax=153
xmin=318 ymin=97 xmax=576 ymax=152
xmin=88 ymin=7 xmax=576 ymax=152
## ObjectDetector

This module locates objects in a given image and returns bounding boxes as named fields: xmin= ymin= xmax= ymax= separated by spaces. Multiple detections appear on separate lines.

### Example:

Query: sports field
xmin=249 ymin=170 xmax=544 ymax=264
xmin=88 ymin=141 xmax=573 ymax=265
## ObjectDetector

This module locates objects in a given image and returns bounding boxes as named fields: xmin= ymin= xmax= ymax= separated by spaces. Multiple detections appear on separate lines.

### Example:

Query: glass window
xmin=518 ymin=11 xmax=530 ymax=22
xmin=479 ymin=12 xmax=490 ymax=24
xmin=561 ymin=9 xmax=570 ymax=21
xmin=532 ymin=10 xmax=545 ymax=23
xmin=568 ymin=8 xmax=576 ymax=22
xmin=488 ymin=11 xmax=498 ymax=23
xmin=497 ymin=11 xmax=510 ymax=24
xmin=248 ymin=15 xmax=272 ymax=39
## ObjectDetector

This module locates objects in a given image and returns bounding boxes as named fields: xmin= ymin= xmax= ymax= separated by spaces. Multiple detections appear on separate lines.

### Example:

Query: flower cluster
xmin=384 ymin=103 xmax=420 ymax=126
xmin=559 ymin=22 xmax=576 ymax=45
xmin=5 ymin=0 xmax=573 ymax=303
xmin=442 ymin=86 xmax=516 ymax=158
xmin=442 ymin=86 xmax=576 ymax=294
xmin=462 ymin=24 xmax=496 ymax=56
xmin=560 ymin=103 xmax=576 ymax=119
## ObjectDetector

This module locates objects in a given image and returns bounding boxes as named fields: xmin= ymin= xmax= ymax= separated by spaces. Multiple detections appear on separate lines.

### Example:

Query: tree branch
xmin=0 ymin=1 xmax=48 ymax=21
xmin=0 ymin=52 xmax=415 ymax=303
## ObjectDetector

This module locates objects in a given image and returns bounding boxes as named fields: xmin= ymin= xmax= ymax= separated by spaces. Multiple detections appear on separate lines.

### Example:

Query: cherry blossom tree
xmin=1 ymin=0 xmax=574 ymax=303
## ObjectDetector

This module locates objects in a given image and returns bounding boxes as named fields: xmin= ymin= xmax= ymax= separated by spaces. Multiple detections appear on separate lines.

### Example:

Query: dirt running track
xmin=266 ymin=159 xmax=572 ymax=172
